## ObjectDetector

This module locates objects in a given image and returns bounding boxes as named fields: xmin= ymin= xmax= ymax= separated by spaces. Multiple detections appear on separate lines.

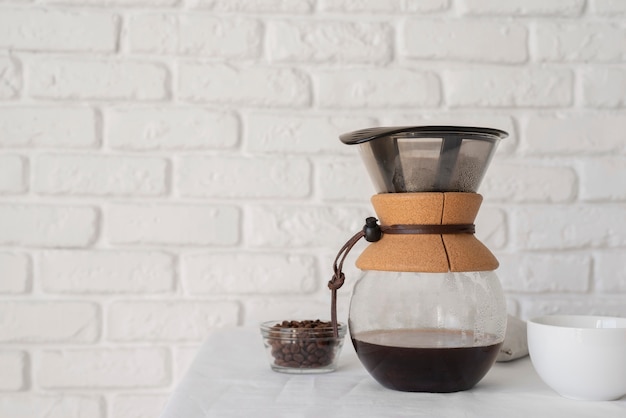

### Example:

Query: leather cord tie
xmin=328 ymin=217 xmax=475 ymax=337
xmin=381 ymin=223 xmax=475 ymax=235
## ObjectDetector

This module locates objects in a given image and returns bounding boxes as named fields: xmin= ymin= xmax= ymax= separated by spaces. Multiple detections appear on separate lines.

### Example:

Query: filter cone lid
xmin=341 ymin=125 xmax=508 ymax=193
xmin=340 ymin=125 xmax=508 ymax=145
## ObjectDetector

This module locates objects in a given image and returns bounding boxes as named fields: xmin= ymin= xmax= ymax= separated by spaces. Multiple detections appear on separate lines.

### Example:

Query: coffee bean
xmin=266 ymin=319 xmax=340 ymax=369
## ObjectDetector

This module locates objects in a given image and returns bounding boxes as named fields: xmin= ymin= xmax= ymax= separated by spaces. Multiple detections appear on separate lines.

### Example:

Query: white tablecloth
xmin=161 ymin=327 xmax=626 ymax=418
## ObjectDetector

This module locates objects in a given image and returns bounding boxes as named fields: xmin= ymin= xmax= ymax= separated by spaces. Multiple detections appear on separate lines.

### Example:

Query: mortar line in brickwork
xmin=113 ymin=13 xmax=123 ymax=55
xmin=93 ymin=107 xmax=105 ymax=150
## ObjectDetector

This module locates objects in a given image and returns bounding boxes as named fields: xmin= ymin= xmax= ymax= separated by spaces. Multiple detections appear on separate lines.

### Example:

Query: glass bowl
xmin=260 ymin=320 xmax=347 ymax=374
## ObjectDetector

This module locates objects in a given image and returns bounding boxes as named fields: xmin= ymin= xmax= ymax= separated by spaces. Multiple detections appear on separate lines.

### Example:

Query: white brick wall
xmin=106 ymin=107 xmax=239 ymax=150
xmin=28 ymin=58 xmax=169 ymax=101
xmin=0 ymin=9 xmax=119 ymax=52
xmin=402 ymin=20 xmax=527 ymax=63
xmin=40 ymin=250 xmax=175 ymax=294
xmin=178 ymin=63 xmax=311 ymax=106
xmin=444 ymin=68 xmax=573 ymax=107
xmin=1 ymin=1 xmax=625 ymax=416
xmin=0 ymin=253 xmax=30 ymax=293
xmin=38 ymin=348 xmax=170 ymax=388
xmin=0 ymin=205 xmax=98 ymax=247
xmin=459 ymin=0 xmax=585 ymax=16
xmin=316 ymin=68 xmax=441 ymax=108
xmin=111 ymin=394 xmax=169 ymax=418
xmin=0 ymin=302 xmax=99 ymax=343
xmin=0 ymin=395 xmax=103 ymax=418
xmin=33 ymin=154 xmax=168 ymax=196
xmin=267 ymin=20 xmax=392 ymax=64
xmin=0 ymin=107 xmax=97 ymax=148
xmin=0 ymin=351 xmax=26 ymax=390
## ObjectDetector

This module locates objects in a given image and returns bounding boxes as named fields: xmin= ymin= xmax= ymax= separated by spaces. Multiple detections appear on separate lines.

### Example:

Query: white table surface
xmin=161 ymin=327 xmax=626 ymax=418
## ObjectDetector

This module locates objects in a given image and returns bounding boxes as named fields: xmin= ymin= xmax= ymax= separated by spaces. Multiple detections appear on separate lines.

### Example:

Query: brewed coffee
xmin=352 ymin=329 xmax=502 ymax=393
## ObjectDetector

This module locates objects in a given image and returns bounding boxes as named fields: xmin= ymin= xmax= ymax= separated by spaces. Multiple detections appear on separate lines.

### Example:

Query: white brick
xmin=111 ymin=394 xmax=169 ymax=418
xmin=0 ymin=107 xmax=97 ymax=149
xmin=177 ymin=156 xmax=310 ymax=198
xmin=497 ymin=253 xmax=590 ymax=293
xmin=177 ymin=15 xmax=260 ymax=58
xmin=481 ymin=162 xmax=576 ymax=203
xmin=0 ymin=302 xmax=99 ymax=343
xmin=520 ymin=297 xmax=626 ymax=320
xmin=411 ymin=0 xmax=453 ymax=12
xmin=40 ymin=250 xmax=174 ymax=294
xmin=402 ymin=20 xmax=527 ymax=63
xmin=594 ymin=251 xmax=626 ymax=292
xmin=182 ymin=253 xmax=317 ymax=294
xmin=534 ymin=22 xmax=626 ymax=62
xmin=319 ymin=0 xmax=405 ymax=13
xmin=0 ymin=56 xmax=20 ymax=99
xmin=29 ymin=58 xmax=168 ymax=101
xmin=106 ymin=107 xmax=238 ymax=151
xmin=106 ymin=204 xmax=239 ymax=246
xmin=316 ymin=158 xmax=376 ymax=201
xmin=381 ymin=112 xmax=517 ymax=154
xmin=0 ymin=395 xmax=103 ymax=418
xmin=0 ymin=253 xmax=29 ymax=294
xmin=246 ymin=205 xmax=370 ymax=248
xmin=108 ymin=301 xmax=239 ymax=341
xmin=0 ymin=351 xmax=25 ymax=390
xmin=0 ymin=155 xmax=25 ymax=194
xmin=590 ymin=0 xmax=626 ymax=15
xmin=188 ymin=0 xmax=314 ymax=13
xmin=513 ymin=205 xmax=626 ymax=250
xmin=582 ymin=68 xmax=626 ymax=108
xmin=316 ymin=69 xmax=440 ymax=108
xmin=267 ymin=20 xmax=392 ymax=64
xmin=523 ymin=113 xmax=626 ymax=154
xmin=44 ymin=0 xmax=178 ymax=5
xmin=129 ymin=14 xmax=261 ymax=58
xmin=38 ymin=348 xmax=169 ymax=388
xmin=127 ymin=13 xmax=176 ymax=52
xmin=579 ymin=157 xmax=626 ymax=201
xmin=459 ymin=0 xmax=584 ymax=15
xmin=445 ymin=68 xmax=572 ymax=107
xmin=179 ymin=63 xmax=311 ymax=107
xmin=245 ymin=113 xmax=376 ymax=154
xmin=0 ymin=205 xmax=97 ymax=247
xmin=319 ymin=0 xmax=449 ymax=13
xmin=33 ymin=154 xmax=167 ymax=196
xmin=0 ymin=9 xmax=118 ymax=52
xmin=475 ymin=206 xmax=507 ymax=250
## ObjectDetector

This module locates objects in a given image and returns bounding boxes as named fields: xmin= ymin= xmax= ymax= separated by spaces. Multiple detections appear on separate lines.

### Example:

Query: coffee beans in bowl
xmin=260 ymin=320 xmax=347 ymax=374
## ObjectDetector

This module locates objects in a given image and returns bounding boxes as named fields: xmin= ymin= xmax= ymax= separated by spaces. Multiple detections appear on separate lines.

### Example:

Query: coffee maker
xmin=329 ymin=126 xmax=508 ymax=392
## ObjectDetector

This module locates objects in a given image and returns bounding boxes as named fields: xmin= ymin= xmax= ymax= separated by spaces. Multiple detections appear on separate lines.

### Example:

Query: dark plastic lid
xmin=340 ymin=125 xmax=509 ymax=145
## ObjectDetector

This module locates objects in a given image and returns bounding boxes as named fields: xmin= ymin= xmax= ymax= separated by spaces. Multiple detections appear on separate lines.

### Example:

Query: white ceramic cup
xmin=527 ymin=315 xmax=626 ymax=401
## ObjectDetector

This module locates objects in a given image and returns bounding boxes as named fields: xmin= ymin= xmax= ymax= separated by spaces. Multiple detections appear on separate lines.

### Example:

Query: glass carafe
xmin=349 ymin=270 xmax=507 ymax=392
